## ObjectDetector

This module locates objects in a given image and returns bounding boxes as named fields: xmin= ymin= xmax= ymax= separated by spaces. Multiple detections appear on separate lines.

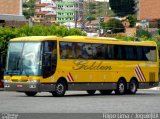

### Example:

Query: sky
xmin=95 ymin=0 xmax=109 ymax=2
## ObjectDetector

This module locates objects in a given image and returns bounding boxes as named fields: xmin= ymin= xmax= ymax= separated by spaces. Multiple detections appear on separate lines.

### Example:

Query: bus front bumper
xmin=4 ymin=82 xmax=56 ymax=92
xmin=4 ymin=82 xmax=40 ymax=92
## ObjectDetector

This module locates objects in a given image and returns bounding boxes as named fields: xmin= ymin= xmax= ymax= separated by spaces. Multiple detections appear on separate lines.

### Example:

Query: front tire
xmin=52 ymin=81 xmax=66 ymax=97
xmin=25 ymin=92 xmax=37 ymax=97
xmin=115 ymin=80 xmax=126 ymax=95
xmin=87 ymin=90 xmax=96 ymax=95
xmin=128 ymin=80 xmax=138 ymax=94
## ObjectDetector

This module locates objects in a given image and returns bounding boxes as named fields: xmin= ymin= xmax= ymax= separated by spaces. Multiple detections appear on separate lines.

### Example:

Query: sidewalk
xmin=149 ymin=87 xmax=160 ymax=90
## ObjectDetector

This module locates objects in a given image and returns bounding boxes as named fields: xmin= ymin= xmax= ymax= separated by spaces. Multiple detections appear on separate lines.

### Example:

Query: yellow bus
xmin=4 ymin=36 xmax=159 ymax=97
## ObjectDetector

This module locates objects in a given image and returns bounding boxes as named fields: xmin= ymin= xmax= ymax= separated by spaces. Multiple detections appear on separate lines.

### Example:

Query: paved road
xmin=0 ymin=90 xmax=160 ymax=113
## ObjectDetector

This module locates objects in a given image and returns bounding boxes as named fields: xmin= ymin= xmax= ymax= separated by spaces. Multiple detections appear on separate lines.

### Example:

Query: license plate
xmin=17 ymin=84 xmax=23 ymax=88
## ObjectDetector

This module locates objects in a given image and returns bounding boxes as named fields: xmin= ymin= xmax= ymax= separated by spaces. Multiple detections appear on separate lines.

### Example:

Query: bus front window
xmin=21 ymin=42 xmax=41 ymax=76
xmin=5 ymin=42 xmax=42 ymax=76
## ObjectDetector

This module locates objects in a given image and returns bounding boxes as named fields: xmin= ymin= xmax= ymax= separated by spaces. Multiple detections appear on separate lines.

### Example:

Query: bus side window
xmin=74 ymin=43 xmax=83 ymax=59
xmin=92 ymin=44 xmax=105 ymax=59
xmin=60 ymin=42 xmax=76 ymax=59
xmin=114 ymin=45 xmax=119 ymax=60
xmin=148 ymin=47 xmax=156 ymax=62
xmin=143 ymin=47 xmax=150 ymax=61
xmin=120 ymin=45 xmax=126 ymax=60
xmin=137 ymin=46 xmax=143 ymax=60
xmin=82 ymin=43 xmax=93 ymax=59
xmin=125 ymin=46 xmax=136 ymax=60
xmin=107 ymin=45 xmax=114 ymax=59
xmin=117 ymin=45 xmax=124 ymax=60
xmin=60 ymin=42 xmax=67 ymax=59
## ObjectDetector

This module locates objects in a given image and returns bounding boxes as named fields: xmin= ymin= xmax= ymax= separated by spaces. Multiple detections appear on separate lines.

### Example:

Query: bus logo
xmin=67 ymin=72 xmax=74 ymax=82
xmin=135 ymin=65 xmax=146 ymax=82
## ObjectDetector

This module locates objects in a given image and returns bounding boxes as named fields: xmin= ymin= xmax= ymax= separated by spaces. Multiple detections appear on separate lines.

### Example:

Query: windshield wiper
xmin=24 ymin=69 xmax=29 ymax=77
xmin=16 ymin=56 xmax=21 ymax=70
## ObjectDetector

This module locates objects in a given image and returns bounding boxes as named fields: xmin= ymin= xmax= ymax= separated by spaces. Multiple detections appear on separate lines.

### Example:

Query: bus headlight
xmin=4 ymin=79 xmax=12 ymax=83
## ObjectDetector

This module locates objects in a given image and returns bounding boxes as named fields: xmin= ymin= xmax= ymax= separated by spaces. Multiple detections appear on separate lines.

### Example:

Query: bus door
xmin=42 ymin=41 xmax=57 ymax=79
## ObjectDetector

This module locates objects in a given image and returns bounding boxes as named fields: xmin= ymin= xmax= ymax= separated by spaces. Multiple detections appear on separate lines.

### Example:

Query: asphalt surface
xmin=0 ymin=90 xmax=160 ymax=114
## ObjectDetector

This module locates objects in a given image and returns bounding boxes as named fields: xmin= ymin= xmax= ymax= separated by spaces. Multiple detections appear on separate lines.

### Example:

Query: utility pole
xmin=74 ymin=0 xmax=79 ymax=28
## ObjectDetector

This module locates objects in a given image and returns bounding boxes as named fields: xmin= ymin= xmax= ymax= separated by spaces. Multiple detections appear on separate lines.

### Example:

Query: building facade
xmin=34 ymin=0 xmax=57 ymax=23
xmin=0 ymin=0 xmax=22 ymax=15
xmin=0 ymin=0 xmax=26 ymax=27
xmin=138 ymin=0 xmax=160 ymax=20
xmin=56 ymin=1 xmax=75 ymax=23
xmin=34 ymin=0 xmax=83 ymax=24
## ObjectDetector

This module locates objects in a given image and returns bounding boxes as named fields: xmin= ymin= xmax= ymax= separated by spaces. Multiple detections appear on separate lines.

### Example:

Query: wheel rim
xmin=56 ymin=83 xmax=64 ymax=94
xmin=119 ymin=83 xmax=125 ymax=93
xmin=130 ymin=82 xmax=136 ymax=93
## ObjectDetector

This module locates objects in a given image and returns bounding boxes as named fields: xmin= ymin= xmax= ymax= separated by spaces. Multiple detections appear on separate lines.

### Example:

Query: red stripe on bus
xmin=67 ymin=75 xmax=71 ymax=82
xmin=69 ymin=72 xmax=74 ymax=81
xmin=136 ymin=66 xmax=145 ymax=81
xmin=137 ymin=65 xmax=146 ymax=81
xmin=135 ymin=69 xmax=143 ymax=81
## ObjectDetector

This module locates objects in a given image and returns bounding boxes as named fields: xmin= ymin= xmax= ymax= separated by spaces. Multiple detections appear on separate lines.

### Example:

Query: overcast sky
xmin=95 ymin=0 xmax=109 ymax=2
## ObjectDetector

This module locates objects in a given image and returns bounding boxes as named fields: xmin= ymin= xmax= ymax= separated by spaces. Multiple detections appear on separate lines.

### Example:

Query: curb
xmin=0 ymin=88 xmax=4 ymax=91
xmin=149 ymin=87 xmax=160 ymax=90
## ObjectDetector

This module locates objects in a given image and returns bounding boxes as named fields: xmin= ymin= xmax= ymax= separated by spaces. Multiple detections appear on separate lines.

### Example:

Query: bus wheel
xmin=128 ymin=80 xmax=138 ymax=94
xmin=115 ymin=80 xmax=126 ymax=95
xmin=25 ymin=92 xmax=37 ymax=96
xmin=52 ymin=81 xmax=66 ymax=97
xmin=87 ymin=90 xmax=96 ymax=95
xmin=100 ymin=90 xmax=112 ymax=95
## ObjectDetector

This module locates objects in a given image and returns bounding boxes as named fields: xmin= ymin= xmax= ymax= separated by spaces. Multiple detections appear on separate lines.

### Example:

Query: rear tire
xmin=115 ymin=80 xmax=126 ymax=95
xmin=52 ymin=81 xmax=66 ymax=97
xmin=87 ymin=90 xmax=96 ymax=95
xmin=100 ymin=90 xmax=112 ymax=95
xmin=128 ymin=80 xmax=138 ymax=94
xmin=25 ymin=92 xmax=37 ymax=97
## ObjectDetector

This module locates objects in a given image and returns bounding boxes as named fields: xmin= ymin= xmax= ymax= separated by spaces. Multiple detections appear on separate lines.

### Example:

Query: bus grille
xmin=12 ymin=79 xmax=28 ymax=82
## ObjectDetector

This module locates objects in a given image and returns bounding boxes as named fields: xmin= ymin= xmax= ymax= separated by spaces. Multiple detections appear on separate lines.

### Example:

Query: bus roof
xmin=10 ymin=36 xmax=61 ymax=42
xmin=63 ymin=36 xmax=157 ymax=47
xmin=10 ymin=36 xmax=157 ymax=47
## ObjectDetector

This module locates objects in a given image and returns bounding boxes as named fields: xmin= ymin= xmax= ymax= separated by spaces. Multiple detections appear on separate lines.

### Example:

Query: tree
xmin=23 ymin=0 xmax=35 ymax=19
xmin=101 ymin=18 xmax=125 ymax=33
xmin=109 ymin=0 xmax=136 ymax=17
xmin=127 ymin=15 xmax=137 ymax=27
xmin=86 ymin=16 xmax=96 ymax=23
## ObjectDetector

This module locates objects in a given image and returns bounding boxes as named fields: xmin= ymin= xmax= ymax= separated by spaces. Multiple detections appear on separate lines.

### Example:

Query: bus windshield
xmin=5 ymin=42 xmax=41 ymax=76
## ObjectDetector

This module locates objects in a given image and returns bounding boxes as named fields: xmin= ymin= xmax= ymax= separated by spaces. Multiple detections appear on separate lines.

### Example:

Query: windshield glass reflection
xmin=5 ymin=42 xmax=41 ymax=76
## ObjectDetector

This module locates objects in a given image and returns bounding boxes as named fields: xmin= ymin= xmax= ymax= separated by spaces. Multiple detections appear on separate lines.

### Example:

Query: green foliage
xmin=89 ymin=3 xmax=97 ymax=16
xmin=99 ymin=17 xmax=104 ymax=23
xmin=101 ymin=18 xmax=125 ymax=33
xmin=136 ymin=29 xmax=151 ymax=38
xmin=109 ymin=0 xmax=136 ymax=17
xmin=115 ymin=35 xmax=135 ymax=41
xmin=23 ymin=0 xmax=35 ymax=19
xmin=127 ymin=15 xmax=137 ymax=27
xmin=87 ymin=16 xmax=96 ymax=22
